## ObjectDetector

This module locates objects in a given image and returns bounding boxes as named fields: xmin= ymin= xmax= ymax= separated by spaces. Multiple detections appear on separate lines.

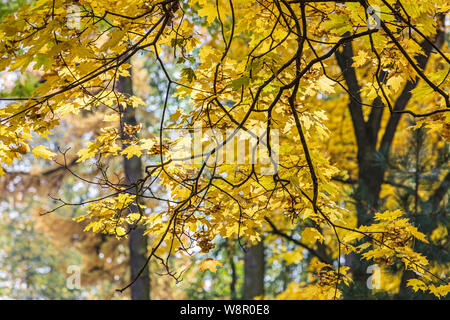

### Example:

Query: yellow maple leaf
xmin=32 ymin=145 xmax=56 ymax=160
xmin=386 ymin=75 xmax=404 ymax=93
xmin=121 ymin=144 xmax=143 ymax=159
xmin=115 ymin=226 xmax=127 ymax=237
xmin=100 ymin=30 xmax=126 ymax=51
xmin=374 ymin=209 xmax=403 ymax=221
xmin=316 ymin=75 xmax=335 ymax=94
xmin=199 ymin=258 xmax=223 ymax=273
xmin=407 ymin=279 xmax=427 ymax=292
xmin=140 ymin=138 xmax=155 ymax=150
xmin=197 ymin=0 xmax=217 ymax=24
xmin=429 ymin=284 xmax=450 ymax=299
xmin=352 ymin=50 xmax=368 ymax=67
xmin=280 ymin=250 xmax=303 ymax=265
xmin=302 ymin=227 xmax=324 ymax=245
xmin=103 ymin=113 xmax=120 ymax=122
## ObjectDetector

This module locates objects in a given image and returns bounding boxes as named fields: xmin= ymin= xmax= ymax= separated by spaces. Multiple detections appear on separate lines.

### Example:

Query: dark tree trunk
xmin=117 ymin=72 xmax=150 ymax=300
xmin=335 ymin=22 xmax=445 ymax=298
xmin=229 ymin=254 xmax=237 ymax=300
xmin=243 ymin=241 xmax=265 ymax=299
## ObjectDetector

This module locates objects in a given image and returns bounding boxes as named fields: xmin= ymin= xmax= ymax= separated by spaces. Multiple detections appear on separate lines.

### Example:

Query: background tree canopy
xmin=0 ymin=0 xmax=448 ymax=300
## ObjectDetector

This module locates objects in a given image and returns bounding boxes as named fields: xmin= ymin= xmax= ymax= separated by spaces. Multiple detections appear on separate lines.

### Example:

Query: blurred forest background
xmin=0 ymin=0 xmax=448 ymax=300
xmin=0 ymin=0 xmax=253 ymax=299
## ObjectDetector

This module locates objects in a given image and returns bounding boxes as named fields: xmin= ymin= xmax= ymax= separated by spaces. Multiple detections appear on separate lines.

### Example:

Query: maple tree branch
xmin=265 ymin=217 xmax=332 ymax=264
xmin=379 ymin=16 xmax=446 ymax=157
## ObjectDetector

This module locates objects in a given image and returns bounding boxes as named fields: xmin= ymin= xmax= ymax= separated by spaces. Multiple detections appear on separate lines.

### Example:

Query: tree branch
xmin=264 ymin=217 xmax=332 ymax=264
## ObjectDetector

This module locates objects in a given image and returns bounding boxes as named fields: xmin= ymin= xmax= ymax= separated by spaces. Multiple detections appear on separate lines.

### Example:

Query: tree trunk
xmin=243 ymin=241 xmax=264 ymax=299
xmin=335 ymin=21 xmax=445 ymax=298
xmin=117 ymin=72 xmax=150 ymax=300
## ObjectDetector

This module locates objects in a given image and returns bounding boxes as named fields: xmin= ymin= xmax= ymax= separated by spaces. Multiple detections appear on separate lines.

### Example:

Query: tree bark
xmin=117 ymin=72 xmax=150 ymax=300
xmin=335 ymin=22 xmax=445 ymax=298
xmin=243 ymin=241 xmax=265 ymax=299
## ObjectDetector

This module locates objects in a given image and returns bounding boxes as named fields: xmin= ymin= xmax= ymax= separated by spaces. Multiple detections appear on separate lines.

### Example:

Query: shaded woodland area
xmin=0 ymin=0 xmax=448 ymax=300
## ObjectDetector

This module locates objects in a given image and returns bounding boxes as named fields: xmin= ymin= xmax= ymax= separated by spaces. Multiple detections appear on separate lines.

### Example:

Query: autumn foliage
xmin=0 ymin=0 xmax=448 ymax=299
